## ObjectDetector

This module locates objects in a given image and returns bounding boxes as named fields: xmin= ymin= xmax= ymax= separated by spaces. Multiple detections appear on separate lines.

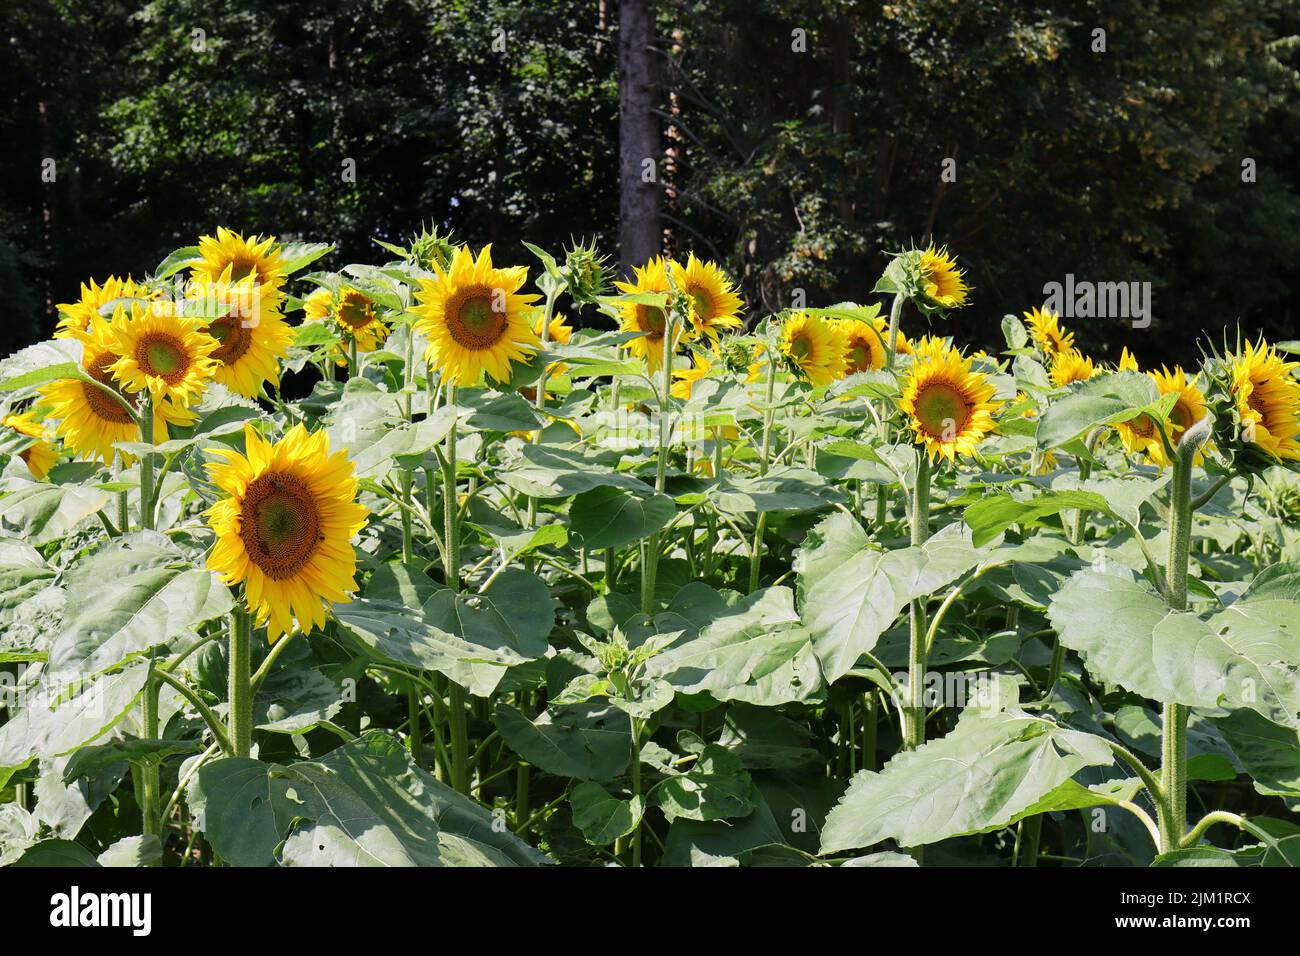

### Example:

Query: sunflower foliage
xmin=2 ymin=232 xmax=1300 ymax=869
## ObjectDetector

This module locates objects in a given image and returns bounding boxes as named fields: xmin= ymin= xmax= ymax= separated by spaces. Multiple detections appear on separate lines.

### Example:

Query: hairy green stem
xmin=903 ymin=451 xmax=932 ymax=750
xmin=228 ymin=604 xmax=253 ymax=759
xmin=748 ymin=354 xmax=778 ymax=593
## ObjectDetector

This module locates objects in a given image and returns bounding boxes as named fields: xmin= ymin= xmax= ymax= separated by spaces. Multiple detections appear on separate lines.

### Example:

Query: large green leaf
xmin=647 ymin=586 xmax=821 ymax=705
xmin=568 ymin=781 xmax=644 ymax=845
xmin=280 ymin=733 xmax=549 ymax=866
xmin=820 ymin=705 xmax=1114 ymax=852
xmin=499 ymin=444 xmax=648 ymax=499
xmin=1035 ymin=371 xmax=1166 ymax=450
xmin=654 ymin=745 xmax=755 ymax=823
xmin=568 ymin=485 xmax=676 ymax=550
xmin=712 ymin=467 xmax=845 ymax=516
xmin=1048 ymin=566 xmax=1300 ymax=724
xmin=963 ymin=490 xmax=1111 ymax=548
xmin=337 ymin=567 xmax=553 ymax=696
xmin=796 ymin=514 xmax=988 ymax=683
xmin=48 ymin=533 xmax=232 ymax=676
xmin=188 ymin=757 xmax=293 ymax=867
xmin=0 ymin=482 xmax=110 ymax=546
xmin=494 ymin=702 xmax=631 ymax=782
xmin=0 ymin=664 xmax=151 ymax=773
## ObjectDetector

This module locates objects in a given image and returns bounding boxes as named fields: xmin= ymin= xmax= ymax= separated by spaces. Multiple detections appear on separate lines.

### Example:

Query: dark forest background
xmin=2 ymin=0 xmax=1298 ymax=365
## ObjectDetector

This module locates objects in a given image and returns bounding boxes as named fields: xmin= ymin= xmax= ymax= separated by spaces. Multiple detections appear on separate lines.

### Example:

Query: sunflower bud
xmin=560 ymin=239 xmax=611 ymax=304
xmin=407 ymin=224 xmax=458 ymax=272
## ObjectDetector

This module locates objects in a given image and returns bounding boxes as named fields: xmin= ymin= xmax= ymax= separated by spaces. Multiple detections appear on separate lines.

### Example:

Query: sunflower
xmin=1023 ymin=307 xmax=1074 ymax=359
xmin=206 ymin=423 xmax=369 ymax=641
xmin=671 ymin=353 xmax=713 ymax=400
xmin=1049 ymin=348 xmax=1098 ymax=387
xmin=614 ymin=257 xmax=679 ymax=373
xmin=55 ymin=276 xmax=154 ymax=338
xmin=900 ymin=341 xmax=1000 ymax=462
xmin=413 ymin=245 xmax=541 ymax=385
xmin=835 ymin=317 xmax=890 ymax=374
xmin=3 ymin=411 xmax=58 ymax=479
xmin=1115 ymin=365 xmax=1209 ymax=467
xmin=39 ymin=314 xmax=195 ymax=464
xmin=780 ymin=312 xmax=847 ymax=387
xmin=334 ymin=287 xmax=389 ymax=354
xmin=918 ymin=244 xmax=970 ymax=309
xmin=1148 ymin=366 xmax=1209 ymax=467
xmin=1117 ymin=347 xmax=1140 ymax=372
xmin=108 ymin=302 xmax=220 ymax=407
xmin=190 ymin=227 xmax=287 ymax=292
xmin=186 ymin=275 xmax=293 ymax=398
xmin=669 ymin=254 xmax=743 ymax=345
xmin=1230 ymin=340 xmax=1300 ymax=462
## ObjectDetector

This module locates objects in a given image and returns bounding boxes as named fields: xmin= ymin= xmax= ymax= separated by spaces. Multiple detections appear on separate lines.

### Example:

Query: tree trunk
xmin=618 ymin=0 xmax=660 ymax=277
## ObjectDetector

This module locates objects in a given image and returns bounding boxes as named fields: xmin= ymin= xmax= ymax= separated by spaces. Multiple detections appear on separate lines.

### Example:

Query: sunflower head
xmin=670 ymin=254 xmax=743 ymax=345
xmin=334 ymin=287 xmax=389 ymax=355
xmin=40 ymin=313 xmax=195 ymax=465
xmin=206 ymin=423 xmax=369 ymax=641
xmin=186 ymin=275 xmax=293 ymax=398
xmin=107 ymin=301 xmax=220 ymax=407
xmin=1115 ymin=365 xmax=1210 ymax=468
xmin=613 ymin=257 xmax=680 ymax=373
xmin=3 ymin=410 xmax=58 ymax=479
xmin=413 ymin=245 xmax=541 ymax=386
xmin=1221 ymin=339 xmax=1300 ymax=465
xmin=190 ymin=227 xmax=287 ymax=291
xmin=1024 ymin=307 xmax=1075 ymax=359
xmin=55 ymin=276 xmax=155 ymax=338
xmin=900 ymin=341 xmax=1000 ymax=462
xmin=671 ymin=353 xmax=713 ymax=400
xmin=779 ymin=312 xmax=848 ymax=387
xmin=834 ymin=316 xmax=891 ymax=374
xmin=1049 ymin=349 xmax=1098 ymax=387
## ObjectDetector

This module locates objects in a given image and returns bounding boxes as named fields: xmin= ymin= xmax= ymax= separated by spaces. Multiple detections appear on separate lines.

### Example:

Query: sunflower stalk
xmin=228 ymin=603 xmax=253 ymax=759
xmin=1157 ymin=416 xmax=1210 ymax=853
xmin=138 ymin=393 xmax=156 ymax=531
xmin=903 ymin=449 xmax=932 ymax=750
xmin=884 ymin=292 xmax=906 ymax=371
xmin=441 ymin=381 xmax=472 ymax=795
xmin=748 ymin=350 xmax=778 ymax=593
xmin=640 ymin=306 xmax=677 ymax=614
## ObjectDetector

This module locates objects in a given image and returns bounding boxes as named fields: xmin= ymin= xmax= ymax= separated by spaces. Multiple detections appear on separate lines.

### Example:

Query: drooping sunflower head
xmin=40 ymin=313 xmax=195 ymax=464
xmin=186 ymin=275 xmax=293 ymax=398
xmin=835 ymin=317 xmax=890 ymax=374
xmin=1024 ymin=306 xmax=1074 ymax=359
xmin=900 ymin=342 xmax=1000 ymax=462
xmin=413 ymin=245 xmax=541 ymax=385
xmin=779 ymin=312 xmax=848 ymax=387
xmin=107 ymin=301 xmax=220 ymax=407
xmin=206 ymin=423 xmax=369 ymax=642
xmin=55 ymin=276 xmax=155 ymax=338
xmin=190 ymin=227 xmax=287 ymax=291
xmin=917 ymin=244 xmax=970 ymax=310
xmin=1229 ymin=339 xmax=1300 ymax=462
xmin=3 ymin=410 xmax=58 ymax=480
xmin=1049 ymin=348 xmax=1098 ymax=387
xmin=669 ymin=254 xmax=743 ymax=344
xmin=614 ymin=257 xmax=678 ymax=373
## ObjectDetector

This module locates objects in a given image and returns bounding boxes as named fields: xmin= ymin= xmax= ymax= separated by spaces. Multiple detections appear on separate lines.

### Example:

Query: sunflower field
xmin=1 ymin=226 xmax=1299 ymax=870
